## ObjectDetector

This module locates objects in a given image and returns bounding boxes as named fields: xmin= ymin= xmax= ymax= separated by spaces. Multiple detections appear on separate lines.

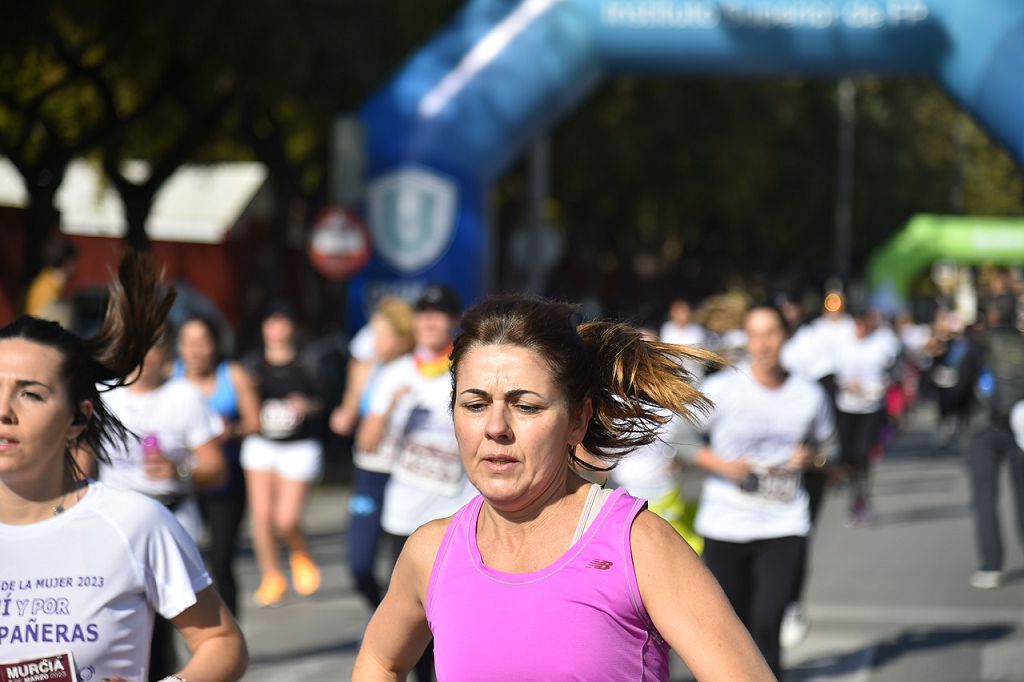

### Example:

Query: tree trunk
xmin=21 ymin=173 xmax=62 ymax=286
xmin=261 ymin=174 xmax=296 ymax=298
xmin=122 ymin=188 xmax=153 ymax=252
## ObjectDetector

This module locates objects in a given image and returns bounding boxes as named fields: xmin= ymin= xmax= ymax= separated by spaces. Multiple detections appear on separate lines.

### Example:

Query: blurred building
xmin=0 ymin=158 xmax=270 ymax=328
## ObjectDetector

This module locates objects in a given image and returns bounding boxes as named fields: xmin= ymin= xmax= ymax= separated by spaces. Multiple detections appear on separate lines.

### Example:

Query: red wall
xmin=0 ymin=207 xmax=31 ymax=325
xmin=0 ymin=210 xmax=255 ymax=328
xmin=66 ymin=236 xmax=251 ymax=326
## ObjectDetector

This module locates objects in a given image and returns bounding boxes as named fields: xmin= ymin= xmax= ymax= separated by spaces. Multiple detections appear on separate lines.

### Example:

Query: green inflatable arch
xmin=868 ymin=213 xmax=1024 ymax=301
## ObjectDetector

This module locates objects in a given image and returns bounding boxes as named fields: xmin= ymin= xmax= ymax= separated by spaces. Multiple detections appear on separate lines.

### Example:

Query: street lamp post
xmin=834 ymin=78 xmax=856 ymax=287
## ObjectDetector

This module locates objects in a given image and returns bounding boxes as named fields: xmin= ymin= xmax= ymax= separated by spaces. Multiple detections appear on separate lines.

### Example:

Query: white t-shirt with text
xmin=0 ymin=483 xmax=211 ymax=682
xmin=695 ymin=366 xmax=835 ymax=542
xmin=373 ymin=356 xmax=477 ymax=536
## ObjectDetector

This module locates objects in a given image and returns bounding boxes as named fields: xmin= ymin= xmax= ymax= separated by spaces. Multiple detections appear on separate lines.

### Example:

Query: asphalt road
xmin=232 ymin=409 xmax=1024 ymax=681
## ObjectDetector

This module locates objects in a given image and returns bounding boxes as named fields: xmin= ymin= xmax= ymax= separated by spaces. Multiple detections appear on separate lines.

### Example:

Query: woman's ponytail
xmin=86 ymin=251 xmax=176 ymax=387
xmin=577 ymin=321 xmax=718 ymax=463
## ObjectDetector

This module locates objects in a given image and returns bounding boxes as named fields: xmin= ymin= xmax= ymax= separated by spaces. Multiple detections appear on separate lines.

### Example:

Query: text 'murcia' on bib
xmin=0 ymin=652 xmax=78 ymax=682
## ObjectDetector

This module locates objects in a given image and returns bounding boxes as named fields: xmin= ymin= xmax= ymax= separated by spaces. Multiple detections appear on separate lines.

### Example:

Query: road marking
xmin=981 ymin=641 xmax=1024 ymax=681
xmin=808 ymin=603 xmax=1024 ymax=627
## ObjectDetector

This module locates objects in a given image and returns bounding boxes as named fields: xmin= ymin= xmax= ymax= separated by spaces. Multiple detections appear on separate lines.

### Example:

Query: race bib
xmin=753 ymin=467 xmax=800 ymax=503
xmin=260 ymin=399 xmax=301 ymax=439
xmin=353 ymin=433 xmax=400 ymax=473
xmin=0 ymin=652 xmax=78 ymax=682
xmin=393 ymin=406 xmax=463 ymax=496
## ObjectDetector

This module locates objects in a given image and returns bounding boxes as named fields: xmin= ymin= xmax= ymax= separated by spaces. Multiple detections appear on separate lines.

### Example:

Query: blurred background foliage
xmin=1 ymin=1 xmax=1021 ymax=311
xmin=497 ymin=77 xmax=1024 ymax=320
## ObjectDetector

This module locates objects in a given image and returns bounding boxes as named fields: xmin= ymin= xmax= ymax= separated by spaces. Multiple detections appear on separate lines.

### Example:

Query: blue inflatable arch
xmin=353 ymin=0 xmax=1024 ymax=318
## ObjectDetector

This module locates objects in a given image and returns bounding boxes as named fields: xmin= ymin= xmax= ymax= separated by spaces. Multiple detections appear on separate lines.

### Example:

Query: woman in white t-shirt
xmin=100 ymin=336 xmax=227 ymax=540
xmin=362 ymin=284 xmax=475 ymax=682
xmin=0 ymin=253 xmax=246 ymax=682
xmin=693 ymin=304 xmax=836 ymax=678
xmin=833 ymin=309 xmax=899 ymax=525
xmin=377 ymin=286 xmax=478 ymax=545
xmin=98 ymin=334 xmax=228 ymax=679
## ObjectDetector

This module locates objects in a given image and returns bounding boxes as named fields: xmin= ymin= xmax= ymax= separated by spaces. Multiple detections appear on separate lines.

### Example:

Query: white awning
xmin=0 ymin=158 xmax=268 ymax=244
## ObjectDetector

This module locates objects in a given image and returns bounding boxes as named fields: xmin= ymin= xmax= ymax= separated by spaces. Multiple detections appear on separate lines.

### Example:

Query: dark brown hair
xmin=0 ymin=252 xmax=175 ymax=474
xmin=744 ymin=302 xmax=792 ymax=336
xmin=450 ymin=295 xmax=718 ymax=470
xmin=178 ymin=314 xmax=224 ymax=365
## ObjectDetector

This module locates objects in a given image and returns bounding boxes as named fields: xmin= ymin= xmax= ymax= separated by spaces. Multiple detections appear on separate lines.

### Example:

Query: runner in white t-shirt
xmin=376 ymin=287 xmax=477 ymax=541
xmin=100 ymin=362 xmax=226 ymax=541
xmin=834 ymin=309 xmax=899 ymax=525
xmin=371 ymin=284 xmax=474 ymax=682
xmin=693 ymin=305 xmax=835 ymax=678
xmin=0 ymin=483 xmax=213 ymax=681
xmin=0 ymin=253 xmax=245 ymax=682
xmin=98 ymin=338 xmax=227 ymax=679
xmin=660 ymin=299 xmax=711 ymax=381
xmin=377 ymin=355 xmax=477 ymax=537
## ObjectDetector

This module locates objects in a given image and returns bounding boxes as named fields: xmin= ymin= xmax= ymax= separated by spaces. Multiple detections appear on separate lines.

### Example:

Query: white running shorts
xmin=241 ymin=435 xmax=323 ymax=483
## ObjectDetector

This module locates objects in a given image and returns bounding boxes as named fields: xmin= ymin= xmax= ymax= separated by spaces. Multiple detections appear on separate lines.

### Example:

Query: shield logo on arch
xmin=367 ymin=167 xmax=458 ymax=274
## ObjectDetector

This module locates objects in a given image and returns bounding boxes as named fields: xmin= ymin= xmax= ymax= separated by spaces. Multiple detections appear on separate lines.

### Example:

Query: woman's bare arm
xmin=352 ymin=518 xmax=449 ymax=680
xmin=331 ymin=358 xmax=374 ymax=436
xmin=693 ymin=445 xmax=753 ymax=483
xmin=229 ymin=362 xmax=262 ymax=438
xmin=170 ymin=586 xmax=248 ymax=681
xmin=631 ymin=510 xmax=776 ymax=681
xmin=190 ymin=438 xmax=227 ymax=490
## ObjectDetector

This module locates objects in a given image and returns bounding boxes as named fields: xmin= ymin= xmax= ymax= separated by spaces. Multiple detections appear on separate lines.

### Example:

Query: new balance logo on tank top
xmin=426 ymin=488 xmax=670 ymax=681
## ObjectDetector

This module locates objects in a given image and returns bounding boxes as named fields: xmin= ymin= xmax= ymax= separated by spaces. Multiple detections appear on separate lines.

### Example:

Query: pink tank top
xmin=426 ymin=487 xmax=670 ymax=681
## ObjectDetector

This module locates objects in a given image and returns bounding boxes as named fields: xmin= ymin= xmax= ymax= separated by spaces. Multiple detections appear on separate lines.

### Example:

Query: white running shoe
xmin=970 ymin=570 xmax=1003 ymax=589
xmin=780 ymin=603 xmax=809 ymax=648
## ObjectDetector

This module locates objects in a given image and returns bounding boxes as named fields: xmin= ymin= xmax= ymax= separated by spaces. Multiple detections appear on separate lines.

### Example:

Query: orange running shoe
xmin=253 ymin=571 xmax=287 ymax=607
xmin=290 ymin=551 xmax=321 ymax=597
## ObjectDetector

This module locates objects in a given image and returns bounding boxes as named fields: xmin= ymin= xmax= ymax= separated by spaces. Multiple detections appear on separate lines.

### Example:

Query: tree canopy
xmin=495 ymin=76 xmax=1024 ymax=322
xmin=1 ymin=1 xmax=1021 ymax=321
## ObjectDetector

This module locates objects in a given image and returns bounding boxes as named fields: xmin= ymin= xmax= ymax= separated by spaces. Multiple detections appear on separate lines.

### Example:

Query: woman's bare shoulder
xmin=405 ymin=515 xmax=458 ymax=572
xmin=630 ymin=508 xmax=701 ymax=567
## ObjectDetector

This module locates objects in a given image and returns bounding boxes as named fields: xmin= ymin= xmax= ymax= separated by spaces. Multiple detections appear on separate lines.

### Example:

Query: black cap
xmin=263 ymin=299 xmax=299 ymax=322
xmin=415 ymin=284 xmax=461 ymax=316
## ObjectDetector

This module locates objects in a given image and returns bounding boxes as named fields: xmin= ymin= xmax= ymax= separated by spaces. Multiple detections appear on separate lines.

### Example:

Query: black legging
xmin=788 ymin=468 xmax=828 ymax=605
xmin=148 ymin=614 xmax=177 ymax=681
xmin=198 ymin=477 xmax=247 ymax=616
xmin=837 ymin=409 xmax=885 ymax=509
xmin=787 ymin=375 xmax=837 ymax=605
xmin=703 ymin=535 xmax=806 ymax=678
xmin=150 ymin=481 xmax=246 ymax=680
xmin=347 ymin=469 xmax=390 ymax=609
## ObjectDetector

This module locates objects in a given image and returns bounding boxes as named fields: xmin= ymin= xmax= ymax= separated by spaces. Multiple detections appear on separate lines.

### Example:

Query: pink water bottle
xmin=142 ymin=434 xmax=161 ymax=460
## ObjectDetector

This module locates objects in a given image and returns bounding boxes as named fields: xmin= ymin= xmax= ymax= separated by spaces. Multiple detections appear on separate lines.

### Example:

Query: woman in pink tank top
xmin=354 ymin=295 xmax=775 ymax=681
